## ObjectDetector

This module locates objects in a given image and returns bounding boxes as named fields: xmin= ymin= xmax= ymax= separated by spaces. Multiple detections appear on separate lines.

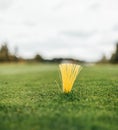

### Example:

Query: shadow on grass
xmin=57 ymin=91 xmax=81 ymax=102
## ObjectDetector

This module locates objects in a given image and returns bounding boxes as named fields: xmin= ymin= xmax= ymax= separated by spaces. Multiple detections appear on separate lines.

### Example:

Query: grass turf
xmin=0 ymin=63 xmax=118 ymax=130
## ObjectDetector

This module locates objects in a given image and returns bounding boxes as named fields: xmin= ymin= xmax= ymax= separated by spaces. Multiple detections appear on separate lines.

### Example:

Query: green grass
xmin=0 ymin=63 xmax=118 ymax=130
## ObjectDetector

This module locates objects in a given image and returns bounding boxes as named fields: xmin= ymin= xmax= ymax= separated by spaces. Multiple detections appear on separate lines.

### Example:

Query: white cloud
xmin=0 ymin=0 xmax=118 ymax=61
xmin=0 ymin=0 xmax=13 ymax=11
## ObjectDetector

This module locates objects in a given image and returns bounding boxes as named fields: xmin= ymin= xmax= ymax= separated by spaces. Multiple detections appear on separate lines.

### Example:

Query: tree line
xmin=0 ymin=42 xmax=85 ymax=63
xmin=0 ymin=42 xmax=118 ymax=63
xmin=0 ymin=42 xmax=44 ymax=63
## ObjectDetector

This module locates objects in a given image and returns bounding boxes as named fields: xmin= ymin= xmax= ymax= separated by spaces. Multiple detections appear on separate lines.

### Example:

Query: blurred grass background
xmin=0 ymin=63 xmax=118 ymax=130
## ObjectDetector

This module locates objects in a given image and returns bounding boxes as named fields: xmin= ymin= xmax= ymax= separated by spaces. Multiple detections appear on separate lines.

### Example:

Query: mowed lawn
xmin=0 ymin=63 xmax=118 ymax=130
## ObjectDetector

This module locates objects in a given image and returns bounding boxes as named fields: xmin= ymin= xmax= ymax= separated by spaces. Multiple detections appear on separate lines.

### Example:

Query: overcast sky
xmin=0 ymin=0 xmax=118 ymax=61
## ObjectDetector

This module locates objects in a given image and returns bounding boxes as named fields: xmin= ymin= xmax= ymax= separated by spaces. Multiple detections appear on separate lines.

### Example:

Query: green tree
xmin=34 ymin=54 xmax=44 ymax=62
xmin=0 ymin=43 xmax=10 ymax=62
xmin=110 ymin=43 xmax=118 ymax=63
xmin=98 ymin=54 xmax=108 ymax=63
